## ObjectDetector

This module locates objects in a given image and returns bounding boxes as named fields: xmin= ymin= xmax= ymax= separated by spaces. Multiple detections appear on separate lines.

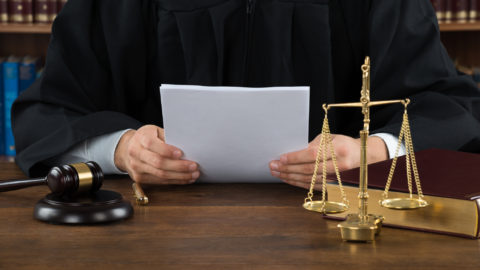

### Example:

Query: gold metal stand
xmin=303 ymin=56 xmax=427 ymax=242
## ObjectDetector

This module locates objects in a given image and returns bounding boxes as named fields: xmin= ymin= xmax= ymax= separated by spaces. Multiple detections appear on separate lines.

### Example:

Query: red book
xmin=0 ymin=0 xmax=7 ymax=23
xmin=34 ymin=0 xmax=48 ymax=23
xmin=57 ymin=0 xmax=67 ymax=13
xmin=445 ymin=0 xmax=454 ymax=22
xmin=323 ymin=149 xmax=480 ymax=238
xmin=470 ymin=0 xmax=480 ymax=21
xmin=47 ymin=0 xmax=56 ymax=22
xmin=22 ymin=0 xmax=32 ymax=23
xmin=455 ymin=0 xmax=469 ymax=22
xmin=7 ymin=0 xmax=24 ymax=23
xmin=431 ymin=0 xmax=446 ymax=23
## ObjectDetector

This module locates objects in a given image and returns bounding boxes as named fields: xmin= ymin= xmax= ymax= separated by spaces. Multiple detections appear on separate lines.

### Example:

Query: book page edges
xmin=324 ymin=184 xmax=479 ymax=238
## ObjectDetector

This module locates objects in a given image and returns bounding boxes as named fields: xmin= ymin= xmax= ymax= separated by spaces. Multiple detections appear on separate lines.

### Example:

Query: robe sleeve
xmin=368 ymin=0 xmax=480 ymax=153
xmin=12 ymin=0 xmax=152 ymax=176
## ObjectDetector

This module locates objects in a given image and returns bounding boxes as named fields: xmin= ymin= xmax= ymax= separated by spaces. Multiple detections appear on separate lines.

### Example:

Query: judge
xmin=12 ymin=0 xmax=480 ymax=190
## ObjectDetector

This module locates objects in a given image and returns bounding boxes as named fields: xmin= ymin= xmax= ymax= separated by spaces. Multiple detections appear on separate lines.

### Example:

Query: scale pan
xmin=303 ymin=201 xmax=348 ymax=214
xmin=380 ymin=198 xmax=428 ymax=210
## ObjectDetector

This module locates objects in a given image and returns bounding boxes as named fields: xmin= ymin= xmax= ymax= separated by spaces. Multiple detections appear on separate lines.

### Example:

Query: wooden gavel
xmin=0 ymin=162 xmax=103 ymax=196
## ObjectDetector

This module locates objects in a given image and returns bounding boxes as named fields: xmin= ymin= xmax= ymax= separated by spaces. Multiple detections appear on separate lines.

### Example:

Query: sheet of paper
xmin=160 ymin=84 xmax=309 ymax=183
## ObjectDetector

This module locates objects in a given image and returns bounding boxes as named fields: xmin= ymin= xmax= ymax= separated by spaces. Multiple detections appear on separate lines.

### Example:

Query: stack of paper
xmin=160 ymin=84 xmax=309 ymax=183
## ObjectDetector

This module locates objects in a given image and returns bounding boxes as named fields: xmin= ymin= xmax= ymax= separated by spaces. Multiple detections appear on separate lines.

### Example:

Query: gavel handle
xmin=0 ymin=178 xmax=46 ymax=192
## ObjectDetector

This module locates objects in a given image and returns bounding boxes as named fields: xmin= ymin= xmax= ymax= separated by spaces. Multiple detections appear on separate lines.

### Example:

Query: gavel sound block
xmin=0 ymin=162 xmax=133 ymax=224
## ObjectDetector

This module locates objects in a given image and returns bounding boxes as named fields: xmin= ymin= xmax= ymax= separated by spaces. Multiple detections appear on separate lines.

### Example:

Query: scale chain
xmin=304 ymin=116 xmax=326 ymax=203
xmin=404 ymin=112 xmax=424 ymax=198
xmin=303 ymin=111 xmax=349 ymax=213
xmin=405 ymin=117 xmax=413 ymax=198
xmin=383 ymin=109 xmax=407 ymax=199
xmin=325 ymin=115 xmax=349 ymax=206
xmin=382 ymin=106 xmax=424 ymax=200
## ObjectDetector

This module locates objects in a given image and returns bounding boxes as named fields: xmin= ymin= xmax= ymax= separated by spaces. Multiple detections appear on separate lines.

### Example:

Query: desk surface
xmin=0 ymin=162 xmax=479 ymax=269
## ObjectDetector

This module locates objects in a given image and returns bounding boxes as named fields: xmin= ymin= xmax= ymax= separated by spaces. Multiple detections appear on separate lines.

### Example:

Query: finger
xmin=138 ymin=133 xmax=183 ymax=159
xmin=271 ymin=170 xmax=312 ymax=183
xmin=280 ymin=146 xmax=332 ymax=165
xmin=156 ymin=127 xmax=165 ymax=141
xmin=138 ymin=149 xmax=197 ymax=172
xmin=130 ymin=162 xmax=200 ymax=184
xmin=142 ymin=163 xmax=200 ymax=181
xmin=270 ymin=160 xmax=337 ymax=175
xmin=133 ymin=173 xmax=198 ymax=185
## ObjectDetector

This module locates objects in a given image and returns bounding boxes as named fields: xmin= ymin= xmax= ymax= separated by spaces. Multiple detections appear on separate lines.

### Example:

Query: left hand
xmin=269 ymin=134 xmax=388 ymax=190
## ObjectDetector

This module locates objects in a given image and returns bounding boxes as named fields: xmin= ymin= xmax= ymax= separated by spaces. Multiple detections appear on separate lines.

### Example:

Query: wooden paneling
xmin=0 ymin=33 xmax=50 ymax=61
xmin=441 ymin=31 xmax=480 ymax=67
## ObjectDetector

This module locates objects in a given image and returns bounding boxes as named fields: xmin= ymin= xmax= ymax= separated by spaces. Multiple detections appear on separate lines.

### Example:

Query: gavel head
xmin=46 ymin=162 xmax=103 ymax=196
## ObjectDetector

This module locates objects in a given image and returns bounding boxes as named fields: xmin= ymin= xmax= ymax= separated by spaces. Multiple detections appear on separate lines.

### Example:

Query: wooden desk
xmin=0 ymin=162 xmax=479 ymax=269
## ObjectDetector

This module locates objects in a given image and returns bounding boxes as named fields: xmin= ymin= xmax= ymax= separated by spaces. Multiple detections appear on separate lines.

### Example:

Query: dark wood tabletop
xmin=0 ymin=161 xmax=479 ymax=270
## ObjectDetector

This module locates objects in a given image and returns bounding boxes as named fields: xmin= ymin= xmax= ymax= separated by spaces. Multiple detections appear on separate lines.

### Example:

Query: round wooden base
xmin=34 ymin=190 xmax=133 ymax=224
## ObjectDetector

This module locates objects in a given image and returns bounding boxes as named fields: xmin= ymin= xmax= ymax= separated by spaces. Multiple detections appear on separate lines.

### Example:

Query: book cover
xmin=0 ymin=0 xmax=7 ymax=23
xmin=470 ymin=0 xmax=480 ymax=21
xmin=47 ymin=0 xmax=56 ymax=22
xmin=19 ymin=56 xmax=38 ymax=93
xmin=7 ymin=0 xmax=24 ymax=23
xmin=478 ymin=0 xmax=480 ymax=20
xmin=22 ymin=0 xmax=32 ymax=23
xmin=455 ymin=0 xmax=469 ymax=22
xmin=57 ymin=0 xmax=67 ymax=13
xmin=445 ymin=0 xmax=454 ymax=22
xmin=323 ymin=148 xmax=480 ymax=238
xmin=0 ymin=58 xmax=5 ymax=155
xmin=431 ymin=0 xmax=446 ymax=23
xmin=3 ymin=56 xmax=20 ymax=157
xmin=34 ymin=0 xmax=48 ymax=23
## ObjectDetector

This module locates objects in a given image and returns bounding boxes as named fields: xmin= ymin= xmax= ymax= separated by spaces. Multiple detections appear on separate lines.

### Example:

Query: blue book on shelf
xmin=19 ymin=56 xmax=39 ymax=93
xmin=0 ymin=57 xmax=5 ymax=155
xmin=3 ymin=56 xmax=20 ymax=157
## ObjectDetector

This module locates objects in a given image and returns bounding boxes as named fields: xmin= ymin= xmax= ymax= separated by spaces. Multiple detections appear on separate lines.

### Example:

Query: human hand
xmin=269 ymin=134 xmax=388 ymax=190
xmin=114 ymin=125 xmax=200 ymax=184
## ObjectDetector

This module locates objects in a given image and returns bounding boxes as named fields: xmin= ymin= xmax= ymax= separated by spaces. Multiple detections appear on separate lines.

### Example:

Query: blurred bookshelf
xmin=439 ymin=22 xmax=480 ymax=80
xmin=0 ymin=23 xmax=52 ymax=34
xmin=0 ymin=24 xmax=51 ymax=62
xmin=439 ymin=21 xmax=480 ymax=31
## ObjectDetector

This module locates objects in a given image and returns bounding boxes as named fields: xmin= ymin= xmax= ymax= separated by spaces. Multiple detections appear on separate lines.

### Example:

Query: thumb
xmin=156 ymin=126 xmax=166 ymax=141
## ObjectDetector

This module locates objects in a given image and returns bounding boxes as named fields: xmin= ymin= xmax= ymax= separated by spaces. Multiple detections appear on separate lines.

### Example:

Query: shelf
xmin=440 ymin=21 xmax=480 ymax=32
xmin=1 ymin=22 xmax=480 ymax=33
xmin=0 ymin=23 xmax=52 ymax=34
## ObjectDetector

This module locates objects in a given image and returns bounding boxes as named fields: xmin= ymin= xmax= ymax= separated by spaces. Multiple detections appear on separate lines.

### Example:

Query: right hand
xmin=114 ymin=125 xmax=200 ymax=184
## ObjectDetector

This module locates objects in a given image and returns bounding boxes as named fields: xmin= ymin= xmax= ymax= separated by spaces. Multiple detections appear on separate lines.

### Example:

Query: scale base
xmin=338 ymin=213 xmax=384 ymax=242
xmin=34 ymin=190 xmax=133 ymax=224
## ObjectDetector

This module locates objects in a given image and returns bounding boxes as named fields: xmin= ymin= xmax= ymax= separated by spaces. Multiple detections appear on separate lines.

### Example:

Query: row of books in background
xmin=0 ymin=56 xmax=40 ymax=157
xmin=430 ymin=0 xmax=480 ymax=23
xmin=0 ymin=0 xmax=67 ymax=24
xmin=430 ymin=1 xmax=480 ymax=88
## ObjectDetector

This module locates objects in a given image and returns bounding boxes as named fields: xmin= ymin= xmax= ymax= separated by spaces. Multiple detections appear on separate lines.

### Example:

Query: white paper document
xmin=160 ymin=84 xmax=309 ymax=182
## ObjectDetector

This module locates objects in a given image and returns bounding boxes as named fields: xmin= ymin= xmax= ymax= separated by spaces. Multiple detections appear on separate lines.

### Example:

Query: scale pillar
xmin=337 ymin=128 xmax=383 ymax=242
xmin=359 ymin=130 xmax=369 ymax=219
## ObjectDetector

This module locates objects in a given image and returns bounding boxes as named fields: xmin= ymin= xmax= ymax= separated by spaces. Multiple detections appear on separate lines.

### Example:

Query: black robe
xmin=12 ymin=0 xmax=480 ymax=176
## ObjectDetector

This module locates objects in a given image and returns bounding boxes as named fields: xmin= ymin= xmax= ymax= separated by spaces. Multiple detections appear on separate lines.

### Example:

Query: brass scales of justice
xmin=302 ymin=56 xmax=428 ymax=242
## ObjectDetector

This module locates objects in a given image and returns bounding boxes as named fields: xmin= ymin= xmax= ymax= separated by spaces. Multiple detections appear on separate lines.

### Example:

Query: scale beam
xmin=324 ymin=99 xmax=409 ymax=110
